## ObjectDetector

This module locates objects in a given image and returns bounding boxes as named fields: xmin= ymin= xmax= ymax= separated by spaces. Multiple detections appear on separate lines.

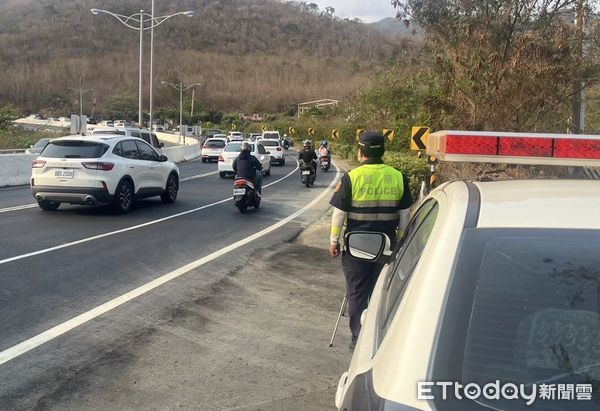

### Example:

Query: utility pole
xmin=571 ymin=0 xmax=586 ymax=134
xmin=190 ymin=88 xmax=195 ymax=118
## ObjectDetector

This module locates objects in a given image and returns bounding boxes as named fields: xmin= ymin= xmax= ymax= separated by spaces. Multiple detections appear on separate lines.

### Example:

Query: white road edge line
xmin=0 ymin=204 xmax=38 ymax=213
xmin=0 ymin=170 xmax=219 ymax=214
xmin=0 ymin=156 xmax=300 ymax=266
xmin=0 ymin=161 xmax=339 ymax=366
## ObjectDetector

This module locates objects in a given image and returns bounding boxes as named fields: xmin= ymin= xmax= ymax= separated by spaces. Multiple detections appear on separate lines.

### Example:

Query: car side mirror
xmin=345 ymin=231 xmax=393 ymax=263
xmin=160 ymin=142 xmax=165 ymax=148
xmin=159 ymin=155 xmax=168 ymax=162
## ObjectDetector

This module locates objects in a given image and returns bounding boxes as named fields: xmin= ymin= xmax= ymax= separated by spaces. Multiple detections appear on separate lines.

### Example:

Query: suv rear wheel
xmin=111 ymin=179 xmax=134 ymax=213
xmin=37 ymin=200 xmax=60 ymax=211
xmin=161 ymin=174 xmax=179 ymax=203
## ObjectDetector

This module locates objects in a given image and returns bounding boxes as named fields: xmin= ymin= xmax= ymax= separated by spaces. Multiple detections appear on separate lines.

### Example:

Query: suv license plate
xmin=233 ymin=188 xmax=246 ymax=196
xmin=302 ymin=170 xmax=311 ymax=175
xmin=55 ymin=170 xmax=74 ymax=178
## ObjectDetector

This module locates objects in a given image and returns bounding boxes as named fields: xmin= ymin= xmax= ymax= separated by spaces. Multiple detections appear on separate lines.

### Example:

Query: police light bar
xmin=426 ymin=130 xmax=600 ymax=166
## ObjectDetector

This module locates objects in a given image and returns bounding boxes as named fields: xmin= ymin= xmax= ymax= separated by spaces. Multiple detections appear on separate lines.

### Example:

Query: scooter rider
xmin=318 ymin=140 xmax=331 ymax=163
xmin=299 ymin=139 xmax=318 ymax=176
xmin=233 ymin=142 xmax=263 ymax=195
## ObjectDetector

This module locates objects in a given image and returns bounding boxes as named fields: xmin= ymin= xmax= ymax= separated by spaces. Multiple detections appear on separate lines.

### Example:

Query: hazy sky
xmin=307 ymin=0 xmax=397 ymax=23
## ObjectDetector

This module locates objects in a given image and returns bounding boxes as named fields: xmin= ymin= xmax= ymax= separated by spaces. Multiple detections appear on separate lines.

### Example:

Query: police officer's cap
xmin=359 ymin=131 xmax=385 ymax=150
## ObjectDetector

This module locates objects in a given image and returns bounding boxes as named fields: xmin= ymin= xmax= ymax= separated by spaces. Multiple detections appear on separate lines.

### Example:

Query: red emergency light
xmin=427 ymin=131 xmax=600 ymax=166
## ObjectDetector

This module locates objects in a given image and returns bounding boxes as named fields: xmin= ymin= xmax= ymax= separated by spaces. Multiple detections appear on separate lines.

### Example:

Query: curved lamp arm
xmin=90 ymin=8 xmax=143 ymax=30
xmin=148 ymin=11 xmax=195 ymax=29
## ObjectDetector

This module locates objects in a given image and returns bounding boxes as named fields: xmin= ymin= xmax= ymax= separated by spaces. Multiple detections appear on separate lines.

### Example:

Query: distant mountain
xmin=369 ymin=17 xmax=422 ymax=37
xmin=0 ymin=0 xmax=410 ymax=115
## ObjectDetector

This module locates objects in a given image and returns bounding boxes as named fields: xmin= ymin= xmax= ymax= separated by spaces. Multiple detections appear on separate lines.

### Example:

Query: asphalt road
xmin=0 ymin=152 xmax=344 ymax=409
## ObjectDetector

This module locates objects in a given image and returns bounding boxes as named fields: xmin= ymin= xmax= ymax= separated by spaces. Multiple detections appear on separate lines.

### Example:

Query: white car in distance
xmin=261 ymin=131 xmax=281 ymax=141
xmin=30 ymin=135 xmax=179 ymax=213
xmin=257 ymin=138 xmax=285 ymax=166
xmin=201 ymin=138 xmax=228 ymax=162
xmin=218 ymin=141 xmax=271 ymax=178
xmin=228 ymin=132 xmax=244 ymax=142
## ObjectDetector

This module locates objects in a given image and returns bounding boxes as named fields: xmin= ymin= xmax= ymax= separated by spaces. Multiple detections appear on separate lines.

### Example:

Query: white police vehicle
xmin=336 ymin=131 xmax=600 ymax=411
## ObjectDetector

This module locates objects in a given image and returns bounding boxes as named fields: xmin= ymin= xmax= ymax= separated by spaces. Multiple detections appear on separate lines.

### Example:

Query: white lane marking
xmin=0 ymin=204 xmax=37 ymax=213
xmin=0 ymin=156 xmax=300 ymax=266
xmin=180 ymin=170 xmax=218 ymax=182
xmin=0 ymin=162 xmax=339 ymax=366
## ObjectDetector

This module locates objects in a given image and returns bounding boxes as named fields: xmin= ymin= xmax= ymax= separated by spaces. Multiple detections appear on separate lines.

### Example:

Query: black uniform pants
xmin=342 ymin=252 xmax=385 ymax=343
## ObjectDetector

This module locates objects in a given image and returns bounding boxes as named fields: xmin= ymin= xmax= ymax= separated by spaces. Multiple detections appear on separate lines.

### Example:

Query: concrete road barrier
xmin=0 ymin=153 xmax=36 ymax=187
xmin=162 ymin=143 xmax=202 ymax=164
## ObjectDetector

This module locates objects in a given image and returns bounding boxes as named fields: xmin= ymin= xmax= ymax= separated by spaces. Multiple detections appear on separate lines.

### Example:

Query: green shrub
xmin=0 ymin=128 xmax=59 ymax=150
xmin=383 ymin=151 xmax=428 ymax=201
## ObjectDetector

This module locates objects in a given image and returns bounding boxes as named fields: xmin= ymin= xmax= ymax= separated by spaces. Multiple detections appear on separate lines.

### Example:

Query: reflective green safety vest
xmin=347 ymin=164 xmax=405 ymax=225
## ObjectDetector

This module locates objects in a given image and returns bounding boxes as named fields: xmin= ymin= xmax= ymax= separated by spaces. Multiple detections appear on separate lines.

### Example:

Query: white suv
xmin=261 ymin=131 xmax=281 ymax=141
xmin=31 ymin=135 xmax=179 ymax=213
xmin=92 ymin=127 xmax=164 ymax=154
xmin=257 ymin=138 xmax=285 ymax=166
xmin=228 ymin=132 xmax=244 ymax=142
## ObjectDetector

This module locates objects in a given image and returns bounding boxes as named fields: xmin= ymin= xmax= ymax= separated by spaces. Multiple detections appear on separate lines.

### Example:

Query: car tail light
xmin=218 ymin=155 xmax=224 ymax=162
xmin=276 ymin=147 xmax=282 ymax=151
xmin=82 ymin=162 xmax=114 ymax=171
xmin=32 ymin=160 xmax=46 ymax=168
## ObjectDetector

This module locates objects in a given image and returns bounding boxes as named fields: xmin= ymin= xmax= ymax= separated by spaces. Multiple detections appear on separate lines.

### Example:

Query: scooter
xmin=300 ymin=162 xmax=316 ymax=188
xmin=233 ymin=178 xmax=260 ymax=213
xmin=320 ymin=155 xmax=330 ymax=172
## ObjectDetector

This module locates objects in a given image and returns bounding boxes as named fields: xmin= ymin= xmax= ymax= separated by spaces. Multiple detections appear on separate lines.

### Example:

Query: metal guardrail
xmin=0 ymin=149 xmax=27 ymax=154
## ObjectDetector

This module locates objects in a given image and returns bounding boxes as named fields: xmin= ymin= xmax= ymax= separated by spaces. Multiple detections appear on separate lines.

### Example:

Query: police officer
xmin=328 ymin=131 xmax=413 ymax=350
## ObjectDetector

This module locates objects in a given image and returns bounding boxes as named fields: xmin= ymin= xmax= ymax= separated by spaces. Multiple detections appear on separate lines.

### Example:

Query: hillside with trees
xmin=0 ymin=0 xmax=411 ymax=118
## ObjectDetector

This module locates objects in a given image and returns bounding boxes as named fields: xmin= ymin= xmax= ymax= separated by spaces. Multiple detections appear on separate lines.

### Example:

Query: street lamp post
xmin=90 ymin=7 xmax=195 ymax=128
xmin=161 ymin=81 xmax=202 ymax=145
xmin=69 ymin=87 xmax=95 ymax=119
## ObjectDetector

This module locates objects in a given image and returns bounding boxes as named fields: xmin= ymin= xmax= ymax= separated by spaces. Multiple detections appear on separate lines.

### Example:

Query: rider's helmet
xmin=241 ymin=142 xmax=252 ymax=152
xmin=321 ymin=140 xmax=328 ymax=147
xmin=303 ymin=139 xmax=312 ymax=148
xmin=284 ymin=134 xmax=288 ymax=138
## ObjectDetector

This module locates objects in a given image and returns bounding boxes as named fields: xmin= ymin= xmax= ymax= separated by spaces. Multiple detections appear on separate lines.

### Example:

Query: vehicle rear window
xmin=263 ymin=133 xmax=279 ymax=139
xmin=33 ymin=139 xmax=50 ymax=148
xmin=224 ymin=143 xmax=242 ymax=152
xmin=260 ymin=140 xmax=279 ymax=146
xmin=433 ymin=228 xmax=600 ymax=410
xmin=93 ymin=130 xmax=126 ymax=136
xmin=205 ymin=140 xmax=226 ymax=148
xmin=41 ymin=141 xmax=109 ymax=158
